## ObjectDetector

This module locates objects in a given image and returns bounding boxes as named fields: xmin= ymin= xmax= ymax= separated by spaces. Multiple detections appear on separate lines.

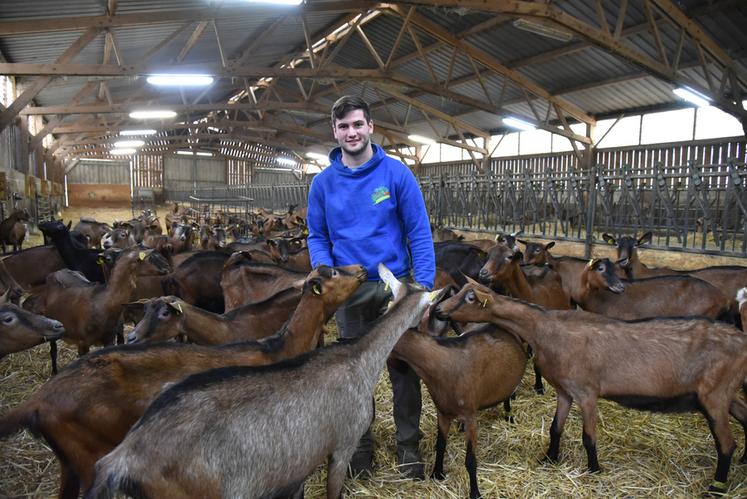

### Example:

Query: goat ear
xmin=66 ymin=220 xmax=72 ymax=231
xmin=517 ymin=238 xmax=528 ymax=246
xmin=167 ymin=301 xmax=183 ymax=314
xmin=378 ymin=263 xmax=404 ymax=300
xmin=290 ymin=279 xmax=305 ymax=290
xmin=545 ymin=241 xmax=555 ymax=250
xmin=472 ymin=286 xmax=492 ymax=308
xmin=602 ymin=233 xmax=615 ymax=245
xmin=637 ymin=232 xmax=652 ymax=246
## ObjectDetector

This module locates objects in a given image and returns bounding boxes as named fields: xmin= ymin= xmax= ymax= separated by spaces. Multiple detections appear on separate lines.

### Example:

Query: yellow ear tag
xmin=481 ymin=297 xmax=488 ymax=308
xmin=428 ymin=290 xmax=439 ymax=302
xmin=139 ymin=251 xmax=146 ymax=261
xmin=175 ymin=303 xmax=183 ymax=314
xmin=587 ymin=258 xmax=594 ymax=268
xmin=97 ymin=257 xmax=104 ymax=265
xmin=384 ymin=282 xmax=390 ymax=292
xmin=312 ymin=283 xmax=322 ymax=295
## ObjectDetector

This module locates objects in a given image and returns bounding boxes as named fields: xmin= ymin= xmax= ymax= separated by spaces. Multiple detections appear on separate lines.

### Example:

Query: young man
xmin=306 ymin=95 xmax=435 ymax=479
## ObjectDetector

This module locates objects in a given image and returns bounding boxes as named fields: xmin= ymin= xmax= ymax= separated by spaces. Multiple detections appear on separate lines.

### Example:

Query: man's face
xmin=332 ymin=109 xmax=374 ymax=157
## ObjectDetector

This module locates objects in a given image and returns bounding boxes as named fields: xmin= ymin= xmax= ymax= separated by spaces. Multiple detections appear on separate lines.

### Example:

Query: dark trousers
xmin=335 ymin=279 xmax=423 ymax=447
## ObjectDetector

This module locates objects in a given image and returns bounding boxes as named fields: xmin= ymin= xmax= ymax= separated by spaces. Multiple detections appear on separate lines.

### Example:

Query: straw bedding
xmin=2 ymin=206 xmax=747 ymax=497
xmin=2 ymin=329 xmax=747 ymax=498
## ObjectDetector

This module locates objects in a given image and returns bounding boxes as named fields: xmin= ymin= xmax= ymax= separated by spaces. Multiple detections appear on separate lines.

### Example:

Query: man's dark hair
xmin=330 ymin=95 xmax=371 ymax=126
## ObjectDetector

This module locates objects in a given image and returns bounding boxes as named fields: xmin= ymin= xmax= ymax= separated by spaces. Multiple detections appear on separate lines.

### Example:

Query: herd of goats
xmin=1 ymin=201 xmax=747 ymax=498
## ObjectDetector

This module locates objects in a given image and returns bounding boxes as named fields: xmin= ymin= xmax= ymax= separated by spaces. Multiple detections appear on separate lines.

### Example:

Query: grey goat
xmin=86 ymin=263 xmax=443 ymax=499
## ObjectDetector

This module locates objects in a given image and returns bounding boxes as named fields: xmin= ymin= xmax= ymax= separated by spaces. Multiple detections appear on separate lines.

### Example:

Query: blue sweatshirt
xmin=307 ymin=144 xmax=435 ymax=289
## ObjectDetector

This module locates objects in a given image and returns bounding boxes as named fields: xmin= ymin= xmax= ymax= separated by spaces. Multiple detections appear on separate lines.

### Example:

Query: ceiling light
xmin=176 ymin=150 xmax=194 ymax=155
xmin=512 ymin=18 xmax=574 ymax=42
xmin=195 ymin=151 xmax=213 ymax=157
xmin=114 ymin=140 xmax=145 ymax=148
xmin=146 ymin=74 xmax=214 ymax=87
xmin=244 ymin=0 xmax=303 ymax=4
xmin=130 ymin=110 xmax=177 ymax=119
xmin=503 ymin=116 xmax=537 ymax=131
xmin=673 ymin=86 xmax=711 ymax=107
xmin=120 ymin=129 xmax=157 ymax=136
xmin=110 ymin=148 xmax=136 ymax=155
xmin=408 ymin=134 xmax=436 ymax=145
xmin=305 ymin=152 xmax=328 ymax=161
xmin=276 ymin=157 xmax=297 ymax=167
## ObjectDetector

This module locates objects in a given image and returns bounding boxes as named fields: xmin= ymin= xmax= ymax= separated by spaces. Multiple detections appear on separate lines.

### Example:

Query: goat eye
xmin=332 ymin=270 xmax=338 ymax=277
xmin=2 ymin=315 xmax=15 ymax=324
xmin=465 ymin=291 xmax=475 ymax=304
xmin=597 ymin=265 xmax=605 ymax=272
xmin=160 ymin=309 xmax=171 ymax=318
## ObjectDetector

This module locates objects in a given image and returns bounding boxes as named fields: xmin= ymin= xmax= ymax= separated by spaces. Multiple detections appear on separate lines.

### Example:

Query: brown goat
xmin=0 ymin=303 xmax=64 ymax=359
xmin=576 ymin=258 xmax=732 ymax=321
xmin=0 ymin=209 xmax=30 ymax=253
xmin=72 ymin=218 xmax=112 ymax=249
xmin=127 ymin=287 xmax=303 ymax=345
xmin=392 ymin=322 xmax=526 ymax=499
xmin=738 ymin=288 xmax=747 ymax=332
xmin=221 ymin=256 xmax=308 ymax=311
xmin=518 ymin=239 xmax=590 ymax=303
xmin=0 ymin=263 xmax=365 ymax=499
xmin=603 ymin=232 xmax=747 ymax=301
xmin=478 ymin=243 xmax=570 ymax=394
xmin=435 ymin=280 xmax=747 ymax=495
xmin=42 ymin=249 xmax=170 ymax=355
xmin=2 ymin=245 xmax=66 ymax=289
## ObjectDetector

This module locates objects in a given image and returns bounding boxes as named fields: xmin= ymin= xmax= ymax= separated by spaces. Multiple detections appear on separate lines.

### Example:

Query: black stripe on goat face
xmin=592 ymin=259 xmax=625 ymax=294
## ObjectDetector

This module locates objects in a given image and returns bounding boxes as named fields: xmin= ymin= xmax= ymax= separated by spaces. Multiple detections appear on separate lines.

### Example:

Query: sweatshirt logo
xmin=371 ymin=186 xmax=391 ymax=205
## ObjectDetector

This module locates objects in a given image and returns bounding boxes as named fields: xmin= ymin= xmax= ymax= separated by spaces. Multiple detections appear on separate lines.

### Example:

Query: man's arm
xmin=397 ymin=168 xmax=435 ymax=289
xmin=306 ymin=178 xmax=334 ymax=268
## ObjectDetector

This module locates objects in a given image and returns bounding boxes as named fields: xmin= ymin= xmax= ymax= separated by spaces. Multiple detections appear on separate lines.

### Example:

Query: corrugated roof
xmin=0 ymin=0 xmax=744 ymax=159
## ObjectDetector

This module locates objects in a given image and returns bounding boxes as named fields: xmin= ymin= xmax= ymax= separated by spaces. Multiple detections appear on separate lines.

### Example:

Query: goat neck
xmin=174 ymin=303 xmax=232 ymax=345
xmin=501 ymin=260 xmax=533 ymax=301
xmin=346 ymin=286 xmax=436 ymax=396
xmin=103 ymin=252 xmax=145 ymax=314
xmin=436 ymin=282 xmax=544 ymax=349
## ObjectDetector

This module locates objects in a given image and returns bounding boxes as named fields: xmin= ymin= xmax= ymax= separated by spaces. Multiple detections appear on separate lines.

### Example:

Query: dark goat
xmin=39 ymin=220 xmax=105 ymax=282
xmin=0 ymin=209 xmax=30 ymax=253
xmin=0 ymin=303 xmax=64 ymax=359
xmin=576 ymin=258 xmax=733 ymax=321
xmin=435 ymin=241 xmax=489 ymax=287
xmin=161 ymin=251 xmax=229 ymax=313
xmin=86 ymin=265 xmax=441 ymax=499
xmin=0 ymin=264 xmax=365 ymax=498
xmin=436 ymin=280 xmax=747 ymax=496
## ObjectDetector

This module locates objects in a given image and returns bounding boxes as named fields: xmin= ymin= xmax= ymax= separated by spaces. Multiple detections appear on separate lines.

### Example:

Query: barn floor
xmin=2 ymin=204 xmax=747 ymax=497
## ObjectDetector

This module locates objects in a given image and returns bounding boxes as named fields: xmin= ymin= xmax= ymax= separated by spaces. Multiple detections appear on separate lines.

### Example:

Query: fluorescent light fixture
xmin=305 ymin=152 xmax=328 ymax=161
xmin=408 ymin=134 xmax=436 ymax=145
xmin=146 ymin=74 xmax=214 ymax=87
xmin=512 ymin=18 xmax=574 ymax=42
xmin=195 ymin=151 xmax=213 ymax=157
xmin=120 ymin=129 xmax=157 ymax=136
xmin=503 ymin=116 xmax=537 ymax=131
xmin=113 ymin=140 xmax=145 ymax=148
xmin=673 ymin=86 xmax=711 ymax=107
xmin=176 ymin=150 xmax=194 ymax=156
xmin=129 ymin=110 xmax=177 ymax=119
xmin=244 ymin=0 xmax=303 ymax=4
xmin=110 ymin=148 xmax=136 ymax=155
xmin=276 ymin=157 xmax=297 ymax=167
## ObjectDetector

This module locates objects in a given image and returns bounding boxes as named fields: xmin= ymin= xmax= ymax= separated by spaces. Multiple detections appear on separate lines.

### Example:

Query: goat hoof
xmin=431 ymin=470 xmax=446 ymax=481
xmin=505 ymin=415 xmax=515 ymax=424
xmin=534 ymin=388 xmax=545 ymax=395
xmin=540 ymin=455 xmax=558 ymax=465
xmin=706 ymin=484 xmax=727 ymax=497
xmin=588 ymin=465 xmax=602 ymax=474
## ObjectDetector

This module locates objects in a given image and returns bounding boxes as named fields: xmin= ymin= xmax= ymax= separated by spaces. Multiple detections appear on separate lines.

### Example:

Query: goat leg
xmin=544 ymin=390 xmax=572 ymax=464
xmin=326 ymin=447 xmax=355 ymax=499
xmin=579 ymin=396 xmax=601 ymax=473
xmin=49 ymin=340 xmax=58 ymax=375
xmin=704 ymin=407 xmax=736 ymax=495
xmin=728 ymin=398 xmax=747 ymax=463
xmin=431 ymin=412 xmax=451 ymax=480
xmin=503 ymin=398 xmax=514 ymax=424
xmin=463 ymin=417 xmax=481 ymax=499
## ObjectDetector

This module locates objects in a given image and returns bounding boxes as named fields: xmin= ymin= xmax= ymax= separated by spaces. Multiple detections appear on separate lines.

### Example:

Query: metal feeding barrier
xmin=161 ymin=157 xmax=747 ymax=258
